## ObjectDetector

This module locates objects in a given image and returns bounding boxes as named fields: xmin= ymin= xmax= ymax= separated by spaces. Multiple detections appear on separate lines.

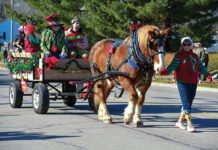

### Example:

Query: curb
xmin=151 ymin=82 xmax=217 ymax=93
xmin=1 ymin=67 xmax=217 ymax=93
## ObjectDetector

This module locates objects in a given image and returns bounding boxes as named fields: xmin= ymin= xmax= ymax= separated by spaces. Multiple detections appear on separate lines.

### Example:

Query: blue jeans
xmin=177 ymin=82 xmax=197 ymax=114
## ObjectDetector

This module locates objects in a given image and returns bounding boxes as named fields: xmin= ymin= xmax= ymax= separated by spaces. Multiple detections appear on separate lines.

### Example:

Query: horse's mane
xmin=137 ymin=25 xmax=160 ymax=51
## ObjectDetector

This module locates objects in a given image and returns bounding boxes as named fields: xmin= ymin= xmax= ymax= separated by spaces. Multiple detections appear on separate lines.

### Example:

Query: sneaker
xmin=175 ymin=122 xmax=186 ymax=130
xmin=187 ymin=125 xmax=196 ymax=132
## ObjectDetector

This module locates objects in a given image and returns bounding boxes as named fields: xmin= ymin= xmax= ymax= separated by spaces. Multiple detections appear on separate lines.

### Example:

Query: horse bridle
xmin=128 ymin=29 xmax=165 ymax=71
xmin=148 ymin=29 xmax=165 ymax=57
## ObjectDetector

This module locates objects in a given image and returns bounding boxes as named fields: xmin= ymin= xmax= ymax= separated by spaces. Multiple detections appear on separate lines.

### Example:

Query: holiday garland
xmin=7 ymin=52 xmax=89 ymax=74
xmin=7 ymin=52 xmax=43 ymax=74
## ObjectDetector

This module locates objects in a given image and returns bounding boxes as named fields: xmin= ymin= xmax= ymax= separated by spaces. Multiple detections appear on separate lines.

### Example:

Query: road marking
xmin=108 ymin=96 xmax=218 ymax=118
xmin=199 ymin=112 xmax=218 ymax=118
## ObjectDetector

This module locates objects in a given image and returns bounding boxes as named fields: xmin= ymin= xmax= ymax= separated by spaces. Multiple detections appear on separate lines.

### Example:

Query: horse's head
xmin=138 ymin=26 xmax=170 ymax=72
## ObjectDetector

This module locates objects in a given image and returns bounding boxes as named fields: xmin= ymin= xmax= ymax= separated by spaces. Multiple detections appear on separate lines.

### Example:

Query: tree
xmin=4 ymin=0 xmax=218 ymax=51
xmin=136 ymin=0 xmax=218 ymax=50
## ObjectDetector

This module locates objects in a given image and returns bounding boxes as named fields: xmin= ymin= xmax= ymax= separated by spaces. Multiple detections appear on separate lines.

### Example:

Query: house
xmin=0 ymin=19 xmax=20 ymax=44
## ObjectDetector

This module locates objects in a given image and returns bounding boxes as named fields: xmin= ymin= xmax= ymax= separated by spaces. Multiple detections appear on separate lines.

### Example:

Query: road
xmin=0 ymin=68 xmax=218 ymax=150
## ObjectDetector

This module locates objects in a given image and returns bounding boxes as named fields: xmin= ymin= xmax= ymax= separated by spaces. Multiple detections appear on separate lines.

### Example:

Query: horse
xmin=88 ymin=25 xmax=170 ymax=127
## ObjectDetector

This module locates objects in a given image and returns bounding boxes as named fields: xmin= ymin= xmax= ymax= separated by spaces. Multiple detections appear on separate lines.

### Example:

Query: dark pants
xmin=177 ymin=82 xmax=197 ymax=114
xmin=3 ymin=56 xmax=7 ymax=64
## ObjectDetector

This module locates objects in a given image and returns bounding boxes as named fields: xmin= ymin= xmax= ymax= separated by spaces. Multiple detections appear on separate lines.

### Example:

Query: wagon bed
xmin=11 ymin=52 xmax=92 ymax=82
xmin=8 ymin=52 xmax=98 ymax=114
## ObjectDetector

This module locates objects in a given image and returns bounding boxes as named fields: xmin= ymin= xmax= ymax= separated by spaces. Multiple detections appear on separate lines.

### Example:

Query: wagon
xmin=8 ymin=52 xmax=99 ymax=114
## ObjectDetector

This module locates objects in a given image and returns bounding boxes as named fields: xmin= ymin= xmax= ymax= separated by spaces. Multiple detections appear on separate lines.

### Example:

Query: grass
xmin=0 ymin=51 xmax=7 ymax=68
xmin=0 ymin=51 xmax=218 ymax=88
xmin=155 ymin=52 xmax=218 ymax=88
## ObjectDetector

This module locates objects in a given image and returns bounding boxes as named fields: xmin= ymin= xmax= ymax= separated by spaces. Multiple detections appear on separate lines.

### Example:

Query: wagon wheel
xmin=9 ymin=81 xmax=23 ymax=108
xmin=88 ymin=83 xmax=100 ymax=113
xmin=62 ymin=82 xmax=77 ymax=107
xmin=32 ymin=83 xmax=49 ymax=114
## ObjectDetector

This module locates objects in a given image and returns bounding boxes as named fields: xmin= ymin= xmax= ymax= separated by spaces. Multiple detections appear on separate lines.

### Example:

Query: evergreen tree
xmin=4 ymin=0 xmax=218 ymax=51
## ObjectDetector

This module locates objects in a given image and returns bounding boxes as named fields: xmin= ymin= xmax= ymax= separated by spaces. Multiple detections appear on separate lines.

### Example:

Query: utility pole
xmin=10 ymin=0 xmax=14 ymax=50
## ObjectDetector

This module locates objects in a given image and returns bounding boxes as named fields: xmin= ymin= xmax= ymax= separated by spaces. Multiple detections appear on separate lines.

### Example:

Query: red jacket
xmin=174 ymin=50 xmax=199 ymax=83
xmin=24 ymin=34 xmax=40 ymax=53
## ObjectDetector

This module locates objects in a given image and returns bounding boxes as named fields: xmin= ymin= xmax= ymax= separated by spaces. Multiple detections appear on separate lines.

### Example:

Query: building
xmin=0 ymin=19 xmax=20 ymax=44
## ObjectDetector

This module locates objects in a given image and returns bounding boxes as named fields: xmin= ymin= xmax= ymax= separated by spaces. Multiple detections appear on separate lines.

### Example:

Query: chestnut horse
xmin=89 ymin=25 xmax=170 ymax=127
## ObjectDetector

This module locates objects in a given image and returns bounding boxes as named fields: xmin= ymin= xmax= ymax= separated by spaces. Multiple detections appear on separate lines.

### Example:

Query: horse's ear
xmin=160 ymin=28 xmax=170 ymax=38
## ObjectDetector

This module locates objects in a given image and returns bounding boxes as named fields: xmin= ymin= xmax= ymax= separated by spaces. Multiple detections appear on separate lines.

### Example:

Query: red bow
xmin=44 ymin=56 xmax=58 ymax=71
xmin=207 ymin=75 xmax=212 ymax=83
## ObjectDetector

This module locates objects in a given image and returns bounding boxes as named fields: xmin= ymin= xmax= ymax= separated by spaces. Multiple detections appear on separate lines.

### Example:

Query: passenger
xmin=65 ymin=16 xmax=88 ymax=59
xmin=24 ymin=24 xmax=41 ymax=53
xmin=40 ymin=12 xmax=67 ymax=58
xmin=14 ymin=23 xmax=26 ymax=52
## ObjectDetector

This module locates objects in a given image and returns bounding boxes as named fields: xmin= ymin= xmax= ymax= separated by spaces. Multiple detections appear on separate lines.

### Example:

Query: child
xmin=24 ymin=24 xmax=41 ymax=53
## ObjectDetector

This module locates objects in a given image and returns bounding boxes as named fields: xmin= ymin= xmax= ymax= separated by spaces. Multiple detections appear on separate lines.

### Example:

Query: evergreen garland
xmin=7 ymin=52 xmax=43 ymax=74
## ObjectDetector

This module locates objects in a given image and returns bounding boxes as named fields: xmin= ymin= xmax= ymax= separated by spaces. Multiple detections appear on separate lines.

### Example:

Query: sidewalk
xmin=1 ymin=67 xmax=217 ymax=93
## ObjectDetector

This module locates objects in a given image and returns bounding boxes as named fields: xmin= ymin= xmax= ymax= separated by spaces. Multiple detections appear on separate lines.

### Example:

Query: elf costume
xmin=40 ymin=12 xmax=67 ymax=58
xmin=65 ymin=16 xmax=88 ymax=59
xmin=24 ymin=24 xmax=41 ymax=53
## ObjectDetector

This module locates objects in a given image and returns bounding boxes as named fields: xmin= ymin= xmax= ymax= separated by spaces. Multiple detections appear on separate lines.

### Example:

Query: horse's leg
xmin=133 ymin=80 xmax=152 ymax=127
xmin=97 ymin=79 xmax=113 ymax=124
xmin=122 ymin=80 xmax=138 ymax=125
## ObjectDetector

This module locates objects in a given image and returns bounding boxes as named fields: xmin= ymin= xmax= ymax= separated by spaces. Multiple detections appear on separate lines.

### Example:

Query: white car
xmin=208 ymin=38 xmax=218 ymax=53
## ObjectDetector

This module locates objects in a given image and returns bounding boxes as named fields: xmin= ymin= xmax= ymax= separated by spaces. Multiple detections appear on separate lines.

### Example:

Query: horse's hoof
xmin=103 ymin=118 xmax=112 ymax=124
xmin=134 ymin=121 xmax=144 ymax=127
xmin=98 ymin=116 xmax=103 ymax=120
xmin=123 ymin=118 xmax=132 ymax=125
xmin=123 ymin=114 xmax=133 ymax=125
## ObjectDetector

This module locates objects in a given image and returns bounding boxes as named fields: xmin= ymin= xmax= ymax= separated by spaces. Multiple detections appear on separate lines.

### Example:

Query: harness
xmin=128 ymin=29 xmax=164 ymax=71
xmin=87 ymin=29 xmax=165 ymax=99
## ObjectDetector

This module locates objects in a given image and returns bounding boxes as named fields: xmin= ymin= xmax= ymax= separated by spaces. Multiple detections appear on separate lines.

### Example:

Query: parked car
xmin=208 ymin=38 xmax=218 ymax=53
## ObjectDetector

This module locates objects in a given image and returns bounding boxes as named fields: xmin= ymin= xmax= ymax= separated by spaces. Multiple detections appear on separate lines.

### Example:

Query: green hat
xmin=72 ymin=16 xmax=80 ymax=24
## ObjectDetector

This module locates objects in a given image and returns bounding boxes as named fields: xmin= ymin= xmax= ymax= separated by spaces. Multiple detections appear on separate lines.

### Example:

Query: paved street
xmin=0 ymin=68 xmax=218 ymax=150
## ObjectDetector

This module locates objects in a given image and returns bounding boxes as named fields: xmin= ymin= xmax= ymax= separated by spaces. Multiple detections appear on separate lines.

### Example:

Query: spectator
xmin=3 ymin=43 xmax=8 ymax=64
xmin=203 ymin=48 xmax=209 ymax=80
xmin=193 ymin=42 xmax=208 ymax=82
xmin=0 ymin=41 xmax=1 ymax=61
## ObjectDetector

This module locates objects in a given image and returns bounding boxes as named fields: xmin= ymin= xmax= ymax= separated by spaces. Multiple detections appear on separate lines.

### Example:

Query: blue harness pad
xmin=111 ymin=40 xmax=124 ymax=48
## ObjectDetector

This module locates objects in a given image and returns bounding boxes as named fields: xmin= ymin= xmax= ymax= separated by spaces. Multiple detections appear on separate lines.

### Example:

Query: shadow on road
xmin=0 ymin=131 xmax=79 ymax=141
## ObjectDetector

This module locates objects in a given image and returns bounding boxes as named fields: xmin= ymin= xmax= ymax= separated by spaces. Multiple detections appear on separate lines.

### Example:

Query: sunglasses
xmin=182 ymin=43 xmax=191 ymax=47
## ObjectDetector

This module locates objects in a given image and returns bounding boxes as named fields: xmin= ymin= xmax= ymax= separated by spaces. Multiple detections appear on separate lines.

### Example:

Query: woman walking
xmin=160 ymin=37 xmax=212 ymax=132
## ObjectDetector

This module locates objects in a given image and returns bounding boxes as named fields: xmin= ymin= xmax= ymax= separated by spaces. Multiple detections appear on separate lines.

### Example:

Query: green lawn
xmin=159 ymin=52 xmax=218 ymax=88
xmin=0 ymin=51 xmax=7 ymax=68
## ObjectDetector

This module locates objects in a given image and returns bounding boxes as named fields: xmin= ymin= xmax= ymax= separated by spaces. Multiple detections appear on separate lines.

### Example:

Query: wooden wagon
xmin=8 ymin=52 xmax=99 ymax=114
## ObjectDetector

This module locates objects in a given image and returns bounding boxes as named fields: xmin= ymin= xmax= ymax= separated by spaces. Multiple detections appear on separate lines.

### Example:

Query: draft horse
xmin=89 ymin=26 xmax=170 ymax=127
